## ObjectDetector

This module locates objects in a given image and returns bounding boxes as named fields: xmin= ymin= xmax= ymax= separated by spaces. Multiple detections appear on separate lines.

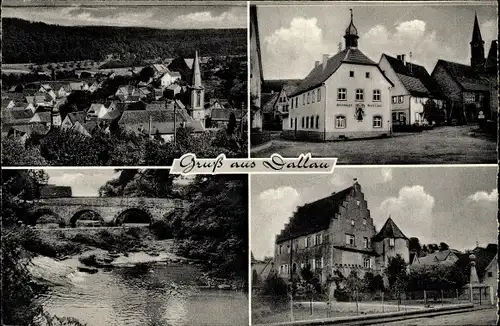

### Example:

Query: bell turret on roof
xmin=344 ymin=9 xmax=359 ymax=49
xmin=372 ymin=216 xmax=408 ymax=242
xmin=191 ymin=51 xmax=203 ymax=89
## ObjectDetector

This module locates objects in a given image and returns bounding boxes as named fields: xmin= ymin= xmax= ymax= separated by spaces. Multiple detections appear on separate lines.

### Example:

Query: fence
xmin=252 ymin=288 xmax=490 ymax=325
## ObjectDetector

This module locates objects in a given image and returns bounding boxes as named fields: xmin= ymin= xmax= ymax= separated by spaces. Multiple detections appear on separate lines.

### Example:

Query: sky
xmin=256 ymin=1 xmax=498 ymax=79
xmin=44 ymin=169 xmax=192 ymax=197
xmin=251 ymin=166 xmax=498 ymax=260
xmin=2 ymin=1 xmax=247 ymax=29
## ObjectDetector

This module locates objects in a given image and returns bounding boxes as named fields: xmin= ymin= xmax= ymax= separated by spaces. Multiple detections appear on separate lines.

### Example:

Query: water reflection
xmin=43 ymin=264 xmax=248 ymax=326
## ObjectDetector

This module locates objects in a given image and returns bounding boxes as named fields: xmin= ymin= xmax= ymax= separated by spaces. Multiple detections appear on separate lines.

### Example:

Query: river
xmin=31 ymin=256 xmax=249 ymax=326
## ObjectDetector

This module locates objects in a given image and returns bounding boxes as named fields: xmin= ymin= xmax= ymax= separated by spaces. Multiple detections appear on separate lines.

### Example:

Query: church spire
xmin=470 ymin=13 xmax=485 ymax=69
xmin=191 ymin=50 xmax=202 ymax=88
xmin=344 ymin=9 xmax=359 ymax=49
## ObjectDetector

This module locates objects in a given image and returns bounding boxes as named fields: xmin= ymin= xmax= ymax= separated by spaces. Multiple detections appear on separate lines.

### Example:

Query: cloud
xmin=171 ymin=9 xmax=245 ymax=29
xmin=264 ymin=17 xmax=329 ymax=79
xmin=362 ymin=20 xmax=456 ymax=72
xmin=379 ymin=185 xmax=435 ymax=243
xmin=468 ymin=189 xmax=498 ymax=202
xmin=252 ymin=186 xmax=301 ymax=259
xmin=380 ymin=168 xmax=393 ymax=183
xmin=48 ymin=172 xmax=117 ymax=197
xmin=331 ymin=168 xmax=392 ymax=188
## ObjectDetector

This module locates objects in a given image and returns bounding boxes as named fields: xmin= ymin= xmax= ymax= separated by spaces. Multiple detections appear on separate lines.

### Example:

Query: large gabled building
xmin=283 ymin=10 xmax=394 ymax=141
xmin=274 ymin=179 xmax=409 ymax=285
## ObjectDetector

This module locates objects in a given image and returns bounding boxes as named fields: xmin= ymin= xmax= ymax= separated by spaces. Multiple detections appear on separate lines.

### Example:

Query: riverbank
xmin=24 ymin=226 xmax=246 ymax=291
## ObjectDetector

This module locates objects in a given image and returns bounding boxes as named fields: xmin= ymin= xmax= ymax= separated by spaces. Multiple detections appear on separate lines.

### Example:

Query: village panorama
xmin=1 ymin=6 xmax=248 ymax=166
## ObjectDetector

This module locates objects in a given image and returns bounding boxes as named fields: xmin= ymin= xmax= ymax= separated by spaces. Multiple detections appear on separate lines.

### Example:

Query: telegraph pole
xmin=173 ymin=100 xmax=177 ymax=146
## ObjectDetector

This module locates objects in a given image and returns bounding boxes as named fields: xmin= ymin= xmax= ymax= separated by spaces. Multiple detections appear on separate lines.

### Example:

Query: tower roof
xmin=345 ymin=9 xmax=358 ymax=36
xmin=372 ymin=216 xmax=408 ymax=242
xmin=471 ymin=13 xmax=484 ymax=44
xmin=191 ymin=51 xmax=202 ymax=87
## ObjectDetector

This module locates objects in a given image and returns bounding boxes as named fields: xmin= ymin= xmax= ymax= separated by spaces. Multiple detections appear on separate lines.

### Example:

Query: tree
xmin=409 ymin=237 xmax=422 ymax=254
xmin=139 ymin=66 xmax=155 ymax=82
xmin=384 ymin=254 xmax=408 ymax=301
xmin=344 ymin=270 xmax=364 ymax=300
xmin=1 ymin=138 xmax=48 ymax=166
xmin=427 ymin=244 xmax=439 ymax=253
xmin=227 ymin=112 xmax=237 ymax=135
xmin=439 ymin=242 xmax=450 ymax=251
xmin=423 ymin=99 xmax=445 ymax=125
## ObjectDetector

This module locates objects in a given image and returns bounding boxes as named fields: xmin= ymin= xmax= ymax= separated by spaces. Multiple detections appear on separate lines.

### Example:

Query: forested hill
xmin=2 ymin=18 xmax=247 ymax=64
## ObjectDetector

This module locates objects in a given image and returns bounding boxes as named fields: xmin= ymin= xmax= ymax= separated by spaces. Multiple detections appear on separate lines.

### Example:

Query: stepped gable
xmin=276 ymin=186 xmax=354 ymax=243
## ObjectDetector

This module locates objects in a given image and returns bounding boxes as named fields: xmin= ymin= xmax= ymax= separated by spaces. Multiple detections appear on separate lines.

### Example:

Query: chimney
xmin=322 ymin=54 xmax=329 ymax=70
xmin=406 ymin=62 xmax=413 ymax=74
xmin=397 ymin=55 xmax=401 ymax=61
xmin=401 ymin=54 xmax=406 ymax=65
xmin=353 ymin=178 xmax=358 ymax=184
xmin=315 ymin=60 xmax=320 ymax=68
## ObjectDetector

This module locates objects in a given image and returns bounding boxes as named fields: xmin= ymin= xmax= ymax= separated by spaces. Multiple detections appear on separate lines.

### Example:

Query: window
xmin=392 ymin=96 xmax=397 ymax=104
xmin=315 ymin=234 xmax=322 ymax=245
xmin=315 ymin=115 xmax=319 ymax=129
xmin=363 ymin=237 xmax=368 ymax=248
xmin=317 ymin=88 xmax=321 ymax=101
xmin=373 ymin=89 xmax=381 ymax=101
xmin=346 ymin=234 xmax=355 ymax=246
xmin=324 ymin=234 xmax=329 ymax=243
xmin=303 ymin=94 xmax=305 ymax=105
xmin=364 ymin=258 xmax=371 ymax=269
xmin=351 ymin=219 xmax=355 ymax=226
xmin=398 ymin=95 xmax=404 ymax=103
xmin=488 ymin=272 xmax=493 ymax=277
xmin=335 ymin=116 xmax=346 ymax=129
xmin=279 ymin=245 xmax=283 ymax=254
xmin=301 ymin=117 xmax=305 ymax=128
xmin=290 ymin=118 xmax=293 ymax=129
xmin=306 ymin=236 xmax=312 ymax=247
xmin=307 ymin=92 xmax=310 ymax=104
xmin=312 ymin=91 xmax=315 ymax=103
xmin=366 ymin=72 xmax=370 ymax=78
xmin=389 ymin=238 xmax=395 ymax=247
xmin=306 ymin=116 xmax=309 ymax=128
xmin=362 ymin=218 xmax=366 ymax=225
xmin=317 ymin=257 xmax=324 ymax=269
xmin=349 ymin=71 xmax=354 ymax=77
xmin=355 ymin=89 xmax=364 ymax=101
xmin=310 ymin=116 xmax=314 ymax=128
xmin=337 ymin=88 xmax=347 ymax=101
xmin=280 ymin=265 xmax=284 ymax=274
xmin=312 ymin=258 xmax=316 ymax=270
xmin=392 ymin=112 xmax=397 ymax=122
xmin=373 ymin=116 xmax=383 ymax=128
xmin=295 ymin=117 xmax=298 ymax=128
xmin=356 ymin=200 xmax=360 ymax=206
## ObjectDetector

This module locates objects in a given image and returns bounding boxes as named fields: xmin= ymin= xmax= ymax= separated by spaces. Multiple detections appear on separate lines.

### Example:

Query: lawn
xmin=251 ymin=125 xmax=497 ymax=164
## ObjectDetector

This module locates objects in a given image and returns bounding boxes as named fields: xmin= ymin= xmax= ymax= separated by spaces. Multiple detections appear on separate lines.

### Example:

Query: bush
xmin=150 ymin=219 xmax=174 ymax=240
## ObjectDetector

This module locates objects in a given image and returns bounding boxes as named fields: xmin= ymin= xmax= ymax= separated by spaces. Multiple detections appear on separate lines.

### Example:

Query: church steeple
xmin=344 ymin=9 xmax=359 ymax=49
xmin=191 ymin=51 xmax=202 ymax=88
xmin=470 ymin=13 xmax=485 ymax=69
xmin=189 ymin=50 xmax=205 ymax=124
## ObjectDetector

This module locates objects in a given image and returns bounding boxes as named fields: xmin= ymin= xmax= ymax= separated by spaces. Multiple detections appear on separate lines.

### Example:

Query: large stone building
xmin=431 ymin=14 xmax=497 ymax=122
xmin=274 ymin=179 xmax=409 ymax=285
xmin=283 ymin=10 xmax=394 ymax=141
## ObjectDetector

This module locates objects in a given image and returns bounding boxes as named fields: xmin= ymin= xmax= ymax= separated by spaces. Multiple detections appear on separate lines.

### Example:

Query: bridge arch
xmin=113 ymin=207 xmax=153 ymax=226
xmin=70 ymin=209 xmax=105 ymax=228
xmin=30 ymin=208 xmax=65 ymax=227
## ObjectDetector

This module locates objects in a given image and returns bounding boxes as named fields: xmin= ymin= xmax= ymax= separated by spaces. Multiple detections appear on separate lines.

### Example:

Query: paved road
xmin=252 ymin=125 xmax=496 ymax=164
xmin=374 ymin=308 xmax=497 ymax=326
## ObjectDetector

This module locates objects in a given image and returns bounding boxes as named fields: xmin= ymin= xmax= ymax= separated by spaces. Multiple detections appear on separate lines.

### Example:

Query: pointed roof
xmin=471 ymin=13 xmax=484 ymax=44
xmin=372 ymin=217 xmax=408 ymax=242
xmin=345 ymin=9 xmax=358 ymax=36
xmin=485 ymin=40 xmax=498 ymax=71
xmin=191 ymin=51 xmax=202 ymax=88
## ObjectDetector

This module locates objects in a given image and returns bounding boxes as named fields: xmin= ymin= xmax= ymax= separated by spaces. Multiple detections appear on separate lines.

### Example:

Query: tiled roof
xmin=211 ymin=108 xmax=244 ymax=121
xmin=372 ymin=217 xmax=408 ymax=242
xmin=166 ymin=84 xmax=181 ymax=90
xmin=209 ymin=99 xmax=233 ymax=109
xmin=485 ymin=40 xmax=497 ymax=71
xmin=146 ymin=103 xmax=165 ymax=111
xmin=383 ymin=54 xmax=441 ymax=98
xmin=119 ymin=109 xmax=186 ymax=125
xmin=290 ymin=48 xmax=382 ymax=97
xmin=276 ymin=186 xmax=354 ymax=243
xmin=435 ymin=59 xmax=490 ymax=92
xmin=11 ymin=107 xmax=35 ymax=120
xmin=67 ymin=112 xmax=87 ymax=124
xmin=116 ymin=101 xmax=147 ymax=112
xmin=3 ymin=92 xmax=26 ymax=102
xmin=1 ymin=110 xmax=32 ymax=125
xmin=31 ymin=112 xmax=52 ymax=124
xmin=8 ymin=124 xmax=50 ymax=137
xmin=261 ymin=92 xmax=279 ymax=114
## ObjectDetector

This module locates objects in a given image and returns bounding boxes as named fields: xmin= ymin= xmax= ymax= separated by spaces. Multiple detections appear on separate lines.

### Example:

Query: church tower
xmin=344 ymin=9 xmax=359 ymax=49
xmin=470 ymin=13 xmax=485 ymax=69
xmin=189 ymin=51 xmax=205 ymax=124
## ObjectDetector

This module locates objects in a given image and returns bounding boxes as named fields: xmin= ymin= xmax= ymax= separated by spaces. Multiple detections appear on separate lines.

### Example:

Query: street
xmin=370 ymin=308 xmax=497 ymax=326
xmin=252 ymin=125 xmax=496 ymax=164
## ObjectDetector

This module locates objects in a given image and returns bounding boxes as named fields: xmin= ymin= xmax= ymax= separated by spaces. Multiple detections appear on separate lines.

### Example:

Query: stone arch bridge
xmin=30 ymin=197 xmax=186 ymax=227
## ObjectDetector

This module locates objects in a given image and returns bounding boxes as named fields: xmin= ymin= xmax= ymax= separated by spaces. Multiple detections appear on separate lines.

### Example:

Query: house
xmin=431 ymin=14 xmax=495 ymax=122
xmin=118 ymin=108 xmax=204 ymax=142
xmin=284 ymin=10 xmax=394 ymax=141
xmin=6 ymin=124 xmax=50 ymax=145
xmin=206 ymin=99 xmax=232 ymax=117
xmin=61 ymin=111 xmax=87 ymax=130
xmin=70 ymin=82 xmax=88 ymax=92
xmin=379 ymin=53 xmax=444 ymax=125
xmin=154 ymin=88 xmax=164 ymax=100
xmin=29 ymin=111 xmax=52 ymax=126
xmin=164 ymin=83 xmax=182 ymax=100
xmin=86 ymin=103 xmax=107 ymax=119
xmin=88 ymin=81 xmax=103 ymax=93
xmin=1 ymin=99 xmax=15 ymax=110
xmin=250 ymin=5 xmax=264 ymax=130
xmin=482 ymin=254 xmax=497 ymax=300
xmin=53 ymin=84 xmax=72 ymax=98
xmin=71 ymin=120 xmax=98 ymax=137
xmin=411 ymin=249 xmax=459 ymax=267
xmin=211 ymin=108 xmax=244 ymax=128
xmin=158 ymin=71 xmax=182 ymax=89
xmin=115 ymin=85 xmax=147 ymax=102
xmin=274 ymin=179 xmax=409 ymax=285
xmin=2 ymin=105 xmax=36 ymax=126
xmin=26 ymin=92 xmax=54 ymax=108
xmin=151 ymin=64 xmax=170 ymax=77
xmin=261 ymin=92 xmax=280 ymax=127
